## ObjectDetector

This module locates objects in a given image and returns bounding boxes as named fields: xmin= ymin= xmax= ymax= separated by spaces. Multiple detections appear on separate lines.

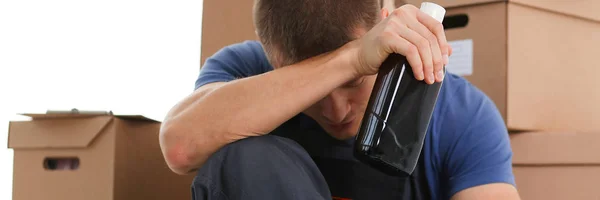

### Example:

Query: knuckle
xmin=424 ymin=60 xmax=433 ymax=69
xmin=426 ymin=34 xmax=438 ymax=45
xmin=423 ymin=66 xmax=432 ymax=73
xmin=424 ymin=66 xmax=433 ymax=72
xmin=380 ymin=30 xmax=395 ymax=41
xmin=418 ymin=38 xmax=430 ymax=49
xmin=406 ymin=45 xmax=418 ymax=56
xmin=433 ymin=59 xmax=443 ymax=68
xmin=439 ymin=44 xmax=449 ymax=53
xmin=392 ymin=9 xmax=404 ymax=17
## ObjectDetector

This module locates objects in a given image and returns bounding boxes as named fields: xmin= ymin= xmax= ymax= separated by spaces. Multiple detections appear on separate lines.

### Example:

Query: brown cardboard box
xmin=7 ymin=112 xmax=195 ymax=200
xmin=200 ymin=0 xmax=256 ymax=66
xmin=510 ymin=131 xmax=600 ymax=200
xmin=404 ymin=0 xmax=600 ymax=131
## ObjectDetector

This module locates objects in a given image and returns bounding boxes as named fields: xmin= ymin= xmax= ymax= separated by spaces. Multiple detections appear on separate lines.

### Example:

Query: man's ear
xmin=381 ymin=8 xmax=390 ymax=19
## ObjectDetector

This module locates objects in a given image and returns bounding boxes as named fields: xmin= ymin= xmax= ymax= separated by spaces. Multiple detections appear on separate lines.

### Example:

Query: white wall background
xmin=0 ymin=0 xmax=204 ymax=199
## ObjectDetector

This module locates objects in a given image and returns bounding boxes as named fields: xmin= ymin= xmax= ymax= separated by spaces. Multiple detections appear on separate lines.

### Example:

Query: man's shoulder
xmin=212 ymin=40 xmax=265 ymax=59
xmin=204 ymin=40 xmax=269 ymax=67
xmin=226 ymin=40 xmax=263 ymax=51
xmin=436 ymin=73 xmax=492 ymax=116
xmin=432 ymin=72 xmax=506 ymax=148
xmin=436 ymin=73 xmax=490 ymax=116
xmin=196 ymin=40 xmax=272 ymax=89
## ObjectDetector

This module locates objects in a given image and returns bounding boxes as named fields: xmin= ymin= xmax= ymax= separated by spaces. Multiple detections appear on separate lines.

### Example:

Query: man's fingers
xmin=388 ymin=35 xmax=424 ymax=81
xmin=394 ymin=22 xmax=435 ymax=84
xmin=386 ymin=5 xmax=449 ymax=83
xmin=417 ymin=11 xmax=450 ymax=81
xmin=405 ymin=16 xmax=443 ymax=83
xmin=416 ymin=10 xmax=449 ymax=56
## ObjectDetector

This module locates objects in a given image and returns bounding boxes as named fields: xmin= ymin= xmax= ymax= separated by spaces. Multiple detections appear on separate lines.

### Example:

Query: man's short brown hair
xmin=253 ymin=0 xmax=382 ymax=66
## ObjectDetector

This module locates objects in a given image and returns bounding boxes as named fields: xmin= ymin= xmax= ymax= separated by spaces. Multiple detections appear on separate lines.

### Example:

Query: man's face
xmin=266 ymin=26 xmax=377 ymax=140
xmin=266 ymin=19 xmax=387 ymax=140
xmin=303 ymin=74 xmax=377 ymax=140
xmin=302 ymin=7 xmax=393 ymax=140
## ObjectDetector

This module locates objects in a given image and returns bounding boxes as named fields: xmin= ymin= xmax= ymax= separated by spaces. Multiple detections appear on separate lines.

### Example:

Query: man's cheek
xmin=302 ymin=105 xmax=321 ymax=121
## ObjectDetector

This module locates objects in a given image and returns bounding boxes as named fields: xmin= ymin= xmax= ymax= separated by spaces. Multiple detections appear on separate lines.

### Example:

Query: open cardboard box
xmin=510 ymin=131 xmax=600 ymax=200
xmin=7 ymin=110 xmax=195 ymax=200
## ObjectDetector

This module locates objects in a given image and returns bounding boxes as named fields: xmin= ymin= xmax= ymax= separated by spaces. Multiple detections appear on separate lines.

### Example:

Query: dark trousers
xmin=191 ymin=135 xmax=332 ymax=200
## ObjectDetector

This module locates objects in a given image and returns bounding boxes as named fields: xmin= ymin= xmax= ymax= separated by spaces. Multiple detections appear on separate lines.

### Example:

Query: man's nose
xmin=321 ymin=91 xmax=350 ymax=124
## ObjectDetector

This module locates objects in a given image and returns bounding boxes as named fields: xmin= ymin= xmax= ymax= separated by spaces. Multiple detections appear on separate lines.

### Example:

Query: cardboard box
xmin=404 ymin=0 xmax=600 ymax=131
xmin=201 ymin=0 xmax=256 ymax=66
xmin=7 ymin=112 xmax=195 ymax=200
xmin=510 ymin=131 xmax=600 ymax=200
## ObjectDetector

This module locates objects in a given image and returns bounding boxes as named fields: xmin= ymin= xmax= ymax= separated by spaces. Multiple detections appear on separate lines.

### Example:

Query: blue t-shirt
xmin=195 ymin=40 xmax=515 ymax=200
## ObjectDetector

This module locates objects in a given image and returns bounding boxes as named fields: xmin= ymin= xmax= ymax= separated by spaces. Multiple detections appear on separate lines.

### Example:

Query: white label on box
xmin=446 ymin=39 xmax=473 ymax=76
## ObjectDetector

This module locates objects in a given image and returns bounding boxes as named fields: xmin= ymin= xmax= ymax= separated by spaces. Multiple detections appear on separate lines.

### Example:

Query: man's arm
xmin=452 ymin=183 xmax=520 ymax=200
xmin=439 ymin=80 xmax=520 ymax=200
xmin=160 ymin=45 xmax=357 ymax=175
xmin=159 ymin=5 xmax=452 ymax=175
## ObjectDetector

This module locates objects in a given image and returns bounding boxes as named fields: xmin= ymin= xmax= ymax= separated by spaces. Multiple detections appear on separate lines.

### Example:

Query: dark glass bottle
xmin=354 ymin=2 xmax=446 ymax=176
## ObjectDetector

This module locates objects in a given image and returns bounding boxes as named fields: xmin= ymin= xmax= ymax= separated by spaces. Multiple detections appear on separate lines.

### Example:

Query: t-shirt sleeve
xmin=195 ymin=41 xmax=273 ymax=90
xmin=439 ymin=82 xmax=515 ymax=199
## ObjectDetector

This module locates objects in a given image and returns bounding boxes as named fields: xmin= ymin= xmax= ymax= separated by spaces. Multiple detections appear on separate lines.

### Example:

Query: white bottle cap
xmin=420 ymin=2 xmax=446 ymax=23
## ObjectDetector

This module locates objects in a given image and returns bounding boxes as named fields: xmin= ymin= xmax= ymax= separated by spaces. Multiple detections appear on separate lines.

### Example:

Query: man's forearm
xmin=160 ymin=48 xmax=357 ymax=174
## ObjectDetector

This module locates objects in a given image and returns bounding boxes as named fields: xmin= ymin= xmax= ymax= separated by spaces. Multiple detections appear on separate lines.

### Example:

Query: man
xmin=159 ymin=0 xmax=520 ymax=199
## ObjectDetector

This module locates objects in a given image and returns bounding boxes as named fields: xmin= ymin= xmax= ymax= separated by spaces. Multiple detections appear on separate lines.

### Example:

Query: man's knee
xmin=227 ymin=135 xmax=292 ymax=156
xmin=195 ymin=135 xmax=307 ymax=179
xmin=191 ymin=135 xmax=330 ymax=200
xmin=222 ymin=135 xmax=304 ymax=163
xmin=192 ymin=135 xmax=331 ymax=199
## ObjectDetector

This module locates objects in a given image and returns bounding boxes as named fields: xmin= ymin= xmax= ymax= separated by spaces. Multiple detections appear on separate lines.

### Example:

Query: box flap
xmin=21 ymin=109 xmax=112 ymax=119
xmin=511 ymin=132 xmax=600 ymax=165
xmin=22 ymin=113 xmax=109 ymax=119
xmin=8 ymin=116 xmax=113 ymax=149
xmin=511 ymin=0 xmax=600 ymax=23
xmin=114 ymin=115 xmax=159 ymax=123
xmin=20 ymin=109 xmax=159 ymax=122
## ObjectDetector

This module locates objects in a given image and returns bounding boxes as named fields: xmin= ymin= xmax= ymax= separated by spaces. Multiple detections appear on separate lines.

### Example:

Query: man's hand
xmin=351 ymin=4 xmax=452 ymax=84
